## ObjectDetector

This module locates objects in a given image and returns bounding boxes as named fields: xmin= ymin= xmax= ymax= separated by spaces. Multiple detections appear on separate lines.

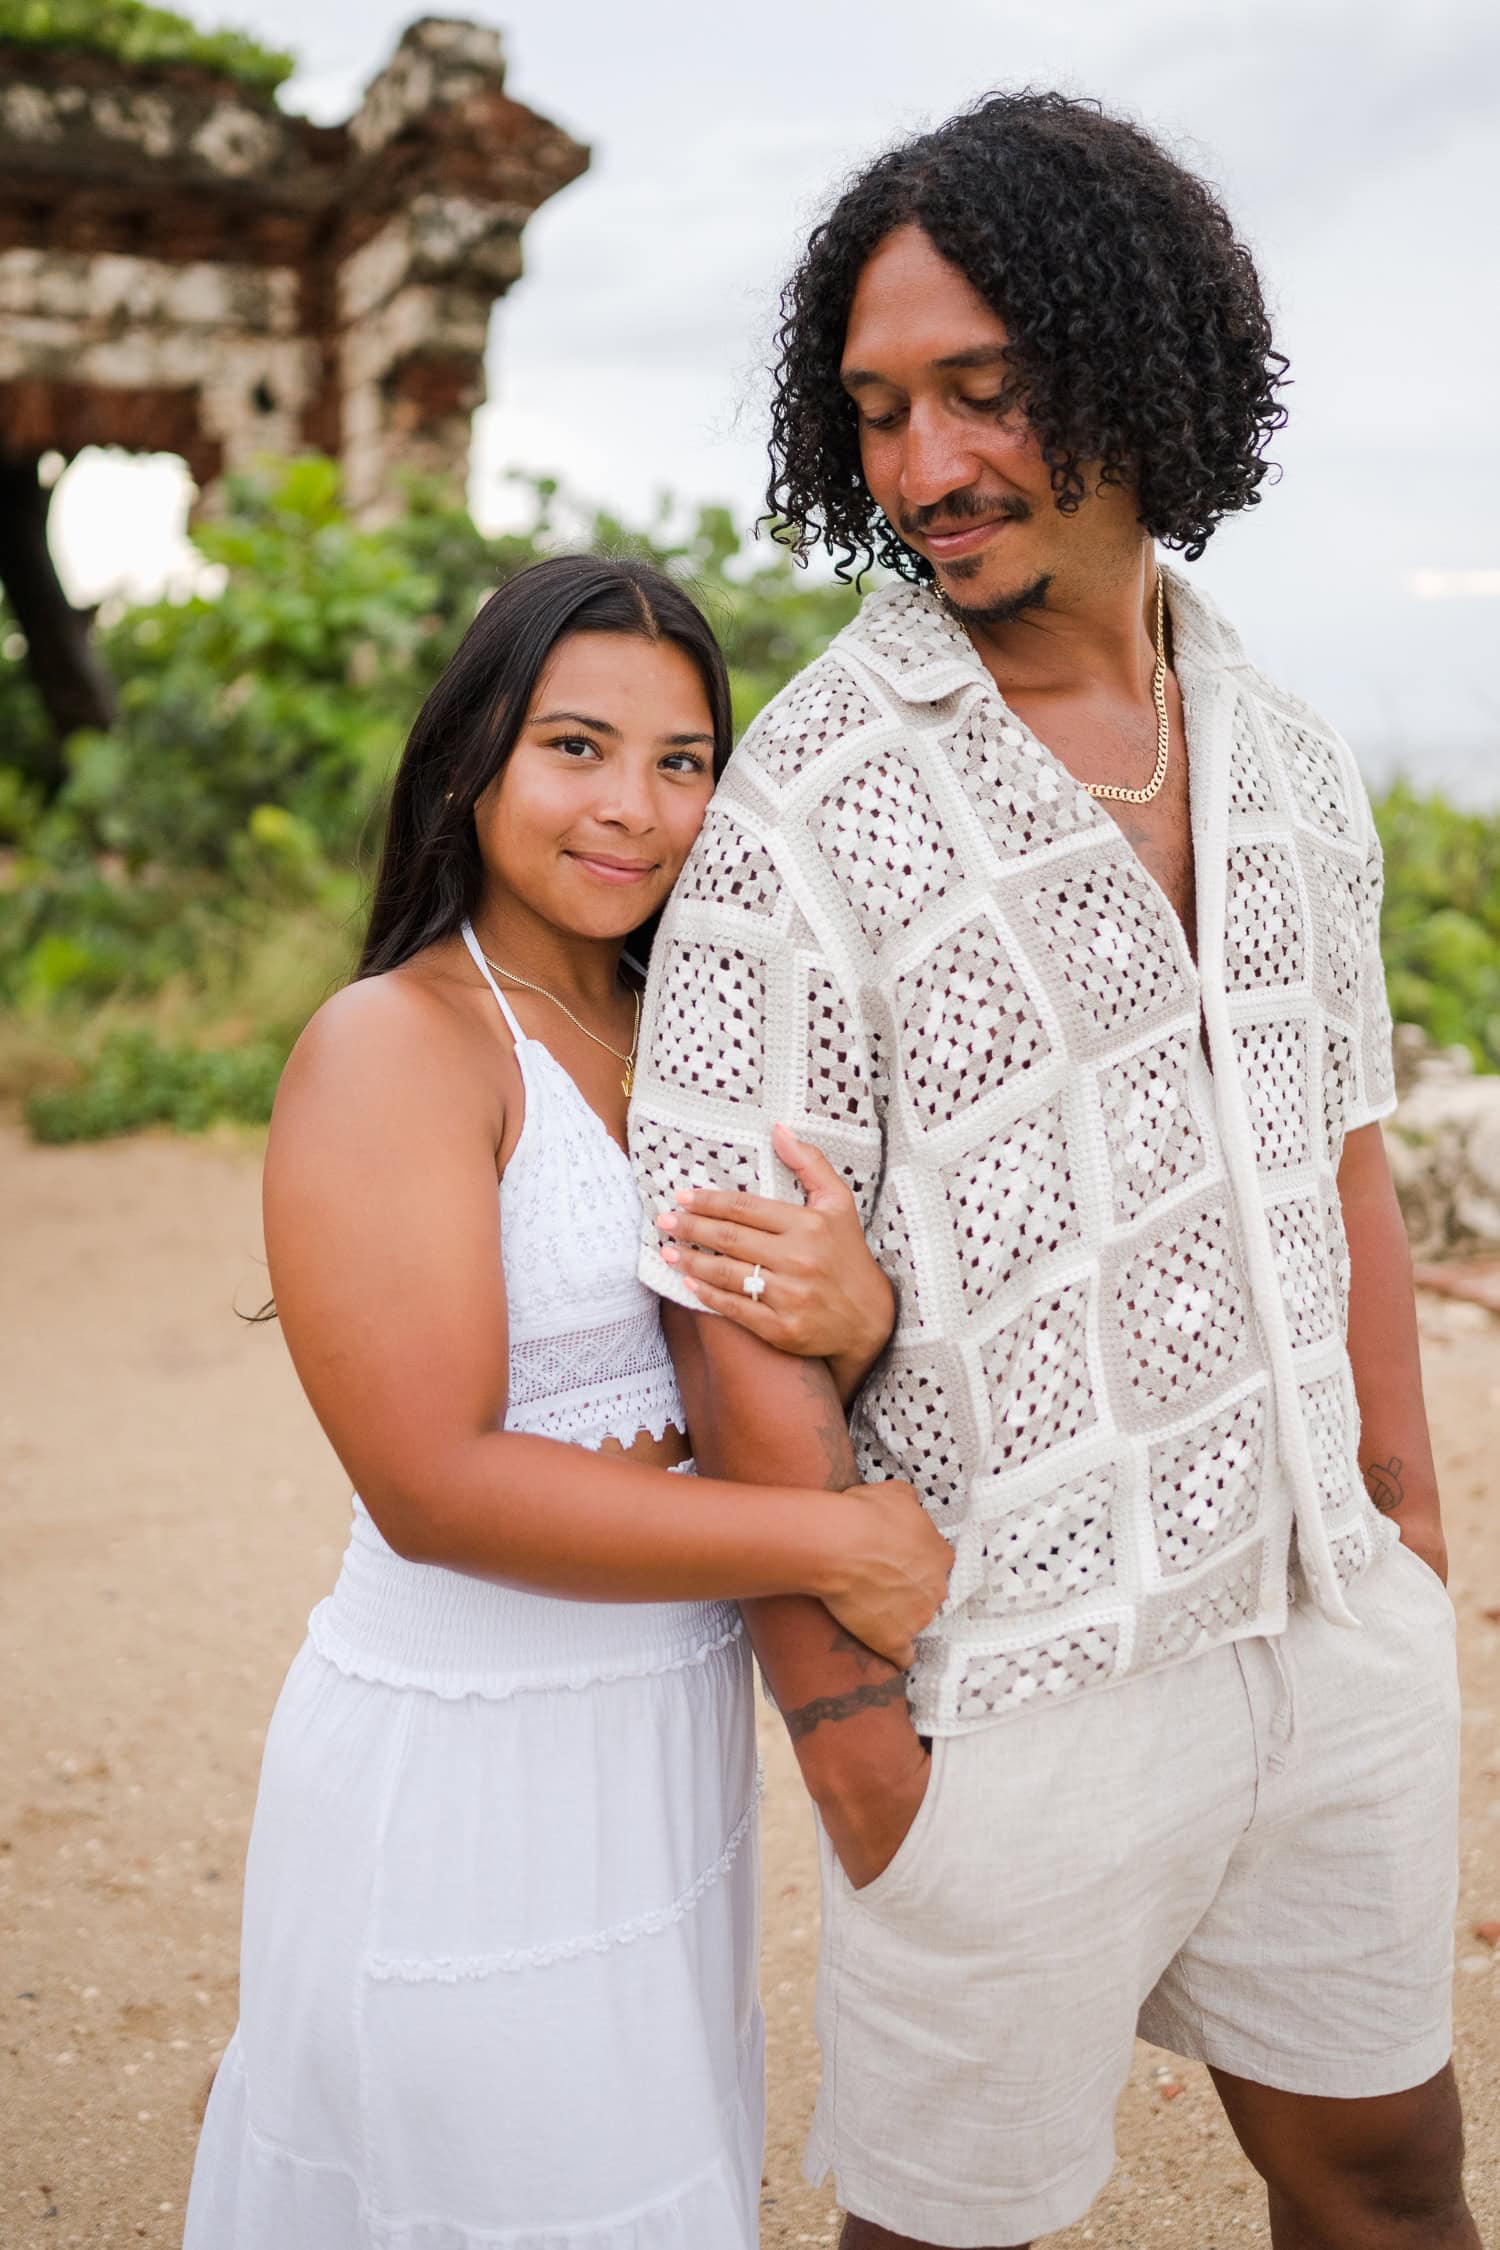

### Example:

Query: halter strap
xmin=460 ymin=919 xmax=527 ymax=1045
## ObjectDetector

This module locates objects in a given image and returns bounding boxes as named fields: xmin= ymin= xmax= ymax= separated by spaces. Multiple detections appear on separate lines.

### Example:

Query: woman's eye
xmin=550 ymin=735 xmax=601 ymax=760
xmin=860 ymin=408 xmax=903 ymax=432
xmin=662 ymin=751 xmax=709 ymax=776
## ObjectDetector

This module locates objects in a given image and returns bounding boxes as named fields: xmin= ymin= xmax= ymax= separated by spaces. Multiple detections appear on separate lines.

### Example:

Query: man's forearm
xmin=1339 ymin=1122 xmax=1446 ymax=1575
xmin=662 ymin=1303 xmax=924 ymax=1809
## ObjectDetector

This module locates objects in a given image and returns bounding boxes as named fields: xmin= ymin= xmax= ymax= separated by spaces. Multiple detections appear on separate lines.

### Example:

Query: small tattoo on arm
xmin=783 ymin=1673 xmax=909 ymax=1740
xmin=827 ymin=1622 xmax=892 ymax=1675
xmin=795 ymin=1356 xmax=858 ymax=1491
xmin=1364 ymin=1455 xmax=1404 ymax=1513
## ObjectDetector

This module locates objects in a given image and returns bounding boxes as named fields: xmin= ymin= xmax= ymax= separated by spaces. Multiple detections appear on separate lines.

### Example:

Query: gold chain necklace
xmin=480 ymin=949 xmax=641 ymax=1096
xmin=1083 ymin=574 xmax=1170 ymax=805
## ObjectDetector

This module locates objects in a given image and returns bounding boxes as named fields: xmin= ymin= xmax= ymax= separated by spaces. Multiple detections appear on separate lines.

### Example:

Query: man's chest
xmin=1096 ymin=780 xmax=1197 ymax=964
xmin=997 ymin=674 xmax=1197 ymax=958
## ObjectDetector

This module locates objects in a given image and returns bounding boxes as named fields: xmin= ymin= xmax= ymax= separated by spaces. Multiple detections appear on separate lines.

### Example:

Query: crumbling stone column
xmin=0 ymin=15 xmax=589 ymax=748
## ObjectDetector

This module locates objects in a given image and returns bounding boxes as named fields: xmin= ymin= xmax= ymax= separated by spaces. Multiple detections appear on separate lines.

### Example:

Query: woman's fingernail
xmin=675 ymin=1186 xmax=696 ymax=1207
xmin=661 ymin=1245 xmax=679 ymax=1265
xmin=656 ymin=1211 xmax=676 ymax=1233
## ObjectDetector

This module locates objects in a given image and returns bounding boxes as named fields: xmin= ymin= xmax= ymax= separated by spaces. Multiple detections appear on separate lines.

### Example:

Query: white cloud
xmin=1409 ymin=571 xmax=1500 ymax=600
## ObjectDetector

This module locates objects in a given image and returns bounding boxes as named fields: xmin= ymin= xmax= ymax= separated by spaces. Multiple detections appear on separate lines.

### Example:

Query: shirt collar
xmin=839 ymin=561 xmax=1248 ymax=708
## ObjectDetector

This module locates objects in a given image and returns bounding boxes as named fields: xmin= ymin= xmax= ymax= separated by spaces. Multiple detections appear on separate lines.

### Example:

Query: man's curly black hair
xmin=767 ymin=91 xmax=1289 ymax=577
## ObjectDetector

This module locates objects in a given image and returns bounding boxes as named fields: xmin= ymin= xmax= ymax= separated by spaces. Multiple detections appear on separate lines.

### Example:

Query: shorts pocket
xmin=845 ymin=1738 xmax=949 ymax=1913
xmin=1388 ymin=1536 xmax=1455 ymax=1629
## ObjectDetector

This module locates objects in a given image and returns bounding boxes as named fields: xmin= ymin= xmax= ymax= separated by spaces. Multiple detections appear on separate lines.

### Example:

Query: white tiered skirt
xmin=184 ymin=1500 xmax=763 ymax=2250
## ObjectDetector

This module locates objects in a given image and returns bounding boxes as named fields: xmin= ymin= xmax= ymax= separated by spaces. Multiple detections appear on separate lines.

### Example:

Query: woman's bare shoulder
xmin=275 ymin=944 xmax=504 ymax=1143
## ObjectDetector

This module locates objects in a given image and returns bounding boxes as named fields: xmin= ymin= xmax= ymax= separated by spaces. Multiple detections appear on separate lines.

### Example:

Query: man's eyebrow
xmin=934 ymin=345 xmax=1014 ymax=372
xmin=841 ymin=345 xmax=1014 ymax=391
xmin=530 ymin=709 xmax=621 ymax=736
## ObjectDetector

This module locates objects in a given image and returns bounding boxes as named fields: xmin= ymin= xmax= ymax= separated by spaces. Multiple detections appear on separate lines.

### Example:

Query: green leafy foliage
xmin=0 ymin=459 xmax=860 ymax=1137
xmin=0 ymin=601 xmax=55 ymax=809
xmin=1373 ymin=781 xmax=1500 ymax=1071
xmin=0 ymin=0 xmax=294 ymax=94
xmin=72 ymin=457 xmax=441 ymax=872
xmin=3 ymin=455 xmax=1494 ymax=1140
xmin=25 ymin=1028 xmax=283 ymax=1141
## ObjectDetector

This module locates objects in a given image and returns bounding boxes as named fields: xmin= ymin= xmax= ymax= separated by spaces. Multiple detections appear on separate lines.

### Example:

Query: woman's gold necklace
xmin=479 ymin=949 xmax=641 ymax=1096
xmin=1083 ymin=574 xmax=1171 ymax=805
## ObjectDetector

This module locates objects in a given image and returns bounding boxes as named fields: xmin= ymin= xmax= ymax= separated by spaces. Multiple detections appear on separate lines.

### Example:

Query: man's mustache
xmin=898 ymin=491 xmax=1031 ymax=540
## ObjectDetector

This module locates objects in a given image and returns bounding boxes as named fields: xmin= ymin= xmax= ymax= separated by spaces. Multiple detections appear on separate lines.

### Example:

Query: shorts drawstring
xmin=1265 ymin=1633 xmax=1297 ymax=1771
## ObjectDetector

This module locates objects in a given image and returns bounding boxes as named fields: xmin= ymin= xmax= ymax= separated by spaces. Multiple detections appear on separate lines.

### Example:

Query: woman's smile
xmin=565 ymin=849 xmax=660 ymax=885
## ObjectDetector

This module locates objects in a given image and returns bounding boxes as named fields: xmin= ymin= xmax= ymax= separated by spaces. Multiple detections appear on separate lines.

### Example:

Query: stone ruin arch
xmin=0 ymin=14 xmax=589 ymax=770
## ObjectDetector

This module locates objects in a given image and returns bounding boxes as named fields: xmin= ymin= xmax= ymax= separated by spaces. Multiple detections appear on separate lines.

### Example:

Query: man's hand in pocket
xmin=817 ymin=1727 xmax=933 ymax=1892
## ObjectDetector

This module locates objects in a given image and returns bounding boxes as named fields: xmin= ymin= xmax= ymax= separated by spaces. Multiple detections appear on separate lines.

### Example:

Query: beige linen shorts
xmin=804 ymin=1537 xmax=1460 ymax=2248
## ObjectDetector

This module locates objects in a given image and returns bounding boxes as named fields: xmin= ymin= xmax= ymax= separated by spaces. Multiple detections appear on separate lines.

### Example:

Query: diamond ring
xmin=743 ymin=1264 xmax=767 ymax=1301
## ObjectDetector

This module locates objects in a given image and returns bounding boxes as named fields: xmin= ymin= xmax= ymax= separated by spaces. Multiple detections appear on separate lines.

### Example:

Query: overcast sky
xmin=51 ymin=0 xmax=1500 ymax=798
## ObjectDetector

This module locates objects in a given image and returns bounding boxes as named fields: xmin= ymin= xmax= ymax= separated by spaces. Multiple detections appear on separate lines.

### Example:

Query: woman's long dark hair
xmin=356 ymin=554 xmax=733 ymax=980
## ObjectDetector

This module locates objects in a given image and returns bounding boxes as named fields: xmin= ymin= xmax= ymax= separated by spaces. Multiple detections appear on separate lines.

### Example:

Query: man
xmin=631 ymin=92 xmax=1472 ymax=2250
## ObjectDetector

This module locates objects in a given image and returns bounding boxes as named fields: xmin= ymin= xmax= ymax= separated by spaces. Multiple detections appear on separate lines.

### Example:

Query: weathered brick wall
xmin=0 ymin=15 xmax=589 ymax=511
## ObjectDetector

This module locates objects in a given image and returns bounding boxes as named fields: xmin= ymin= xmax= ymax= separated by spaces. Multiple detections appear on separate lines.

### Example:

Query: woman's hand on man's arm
xmin=653 ymin=1121 xmax=895 ymax=1403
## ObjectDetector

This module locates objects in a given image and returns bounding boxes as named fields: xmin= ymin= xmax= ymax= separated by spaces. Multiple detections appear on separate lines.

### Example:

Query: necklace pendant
xmin=622 ymin=1060 xmax=635 ymax=1098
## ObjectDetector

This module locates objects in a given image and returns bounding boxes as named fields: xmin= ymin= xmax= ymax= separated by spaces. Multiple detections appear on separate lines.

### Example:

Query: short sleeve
xmin=630 ymin=797 xmax=884 ymax=1311
xmin=1345 ymin=799 xmax=1397 ymax=1131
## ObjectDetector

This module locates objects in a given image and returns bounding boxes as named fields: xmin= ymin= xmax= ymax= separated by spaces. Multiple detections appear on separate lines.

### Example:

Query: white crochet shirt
xmin=632 ymin=568 xmax=1399 ymax=1735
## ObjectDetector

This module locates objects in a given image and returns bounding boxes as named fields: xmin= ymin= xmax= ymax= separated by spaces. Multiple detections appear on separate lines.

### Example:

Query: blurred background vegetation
xmin=1 ymin=455 xmax=1495 ymax=1143
xmin=0 ymin=458 xmax=861 ymax=1138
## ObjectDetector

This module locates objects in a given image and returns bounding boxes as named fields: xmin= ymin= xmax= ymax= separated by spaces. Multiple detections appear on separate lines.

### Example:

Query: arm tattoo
xmin=1364 ymin=1455 xmax=1405 ymax=1513
xmin=783 ymin=1672 xmax=908 ymax=1740
xmin=827 ymin=1621 xmax=889 ymax=1675
xmin=794 ymin=1355 xmax=858 ymax=1491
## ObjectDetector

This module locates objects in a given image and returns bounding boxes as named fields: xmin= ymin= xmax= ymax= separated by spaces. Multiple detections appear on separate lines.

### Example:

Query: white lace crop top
xmin=460 ymin=921 xmax=685 ymax=1454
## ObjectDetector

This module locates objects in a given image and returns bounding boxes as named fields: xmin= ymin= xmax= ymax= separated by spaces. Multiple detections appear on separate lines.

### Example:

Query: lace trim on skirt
xmin=367 ymin=1770 xmax=763 ymax=1982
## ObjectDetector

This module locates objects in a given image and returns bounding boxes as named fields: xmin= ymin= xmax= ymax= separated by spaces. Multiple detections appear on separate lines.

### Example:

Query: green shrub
xmin=0 ymin=840 xmax=299 ymax=1012
xmin=0 ymin=602 xmax=56 ymax=807
xmin=0 ymin=761 xmax=45 ymax=846
xmin=1375 ymin=781 xmax=1500 ymax=1071
xmin=0 ymin=0 xmax=294 ymax=93
xmin=25 ymin=1027 xmax=285 ymax=1141
xmin=64 ymin=458 xmax=442 ymax=872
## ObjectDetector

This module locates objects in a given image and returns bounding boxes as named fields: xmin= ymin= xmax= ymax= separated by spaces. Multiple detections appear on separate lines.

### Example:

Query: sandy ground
xmin=2 ymin=1120 xmax=1498 ymax=2250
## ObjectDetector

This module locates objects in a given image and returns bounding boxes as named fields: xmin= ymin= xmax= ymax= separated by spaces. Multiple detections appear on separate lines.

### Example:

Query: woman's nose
xmin=592 ymin=766 xmax=658 ymax=831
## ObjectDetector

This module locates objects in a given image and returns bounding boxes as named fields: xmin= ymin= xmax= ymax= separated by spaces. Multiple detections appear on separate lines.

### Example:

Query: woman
xmin=184 ymin=554 xmax=950 ymax=2250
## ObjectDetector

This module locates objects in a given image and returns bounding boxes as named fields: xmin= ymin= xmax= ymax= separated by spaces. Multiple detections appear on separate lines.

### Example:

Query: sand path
xmin=2 ymin=1123 xmax=1498 ymax=2247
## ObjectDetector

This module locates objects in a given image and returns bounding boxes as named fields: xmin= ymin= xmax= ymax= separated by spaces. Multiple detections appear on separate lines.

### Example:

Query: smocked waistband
xmin=306 ymin=1499 xmax=742 ymax=1700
